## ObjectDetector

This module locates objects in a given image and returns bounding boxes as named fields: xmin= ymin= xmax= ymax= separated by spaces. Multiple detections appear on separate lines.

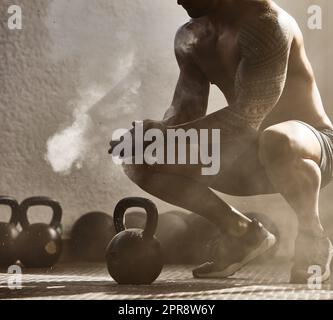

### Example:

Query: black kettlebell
xmin=106 ymin=197 xmax=163 ymax=285
xmin=0 ymin=197 xmax=20 ymax=267
xmin=17 ymin=197 xmax=63 ymax=268
xmin=70 ymin=212 xmax=116 ymax=262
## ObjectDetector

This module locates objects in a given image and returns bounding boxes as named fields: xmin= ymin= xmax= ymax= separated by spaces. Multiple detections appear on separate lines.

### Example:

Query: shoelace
xmin=206 ymin=234 xmax=240 ymax=261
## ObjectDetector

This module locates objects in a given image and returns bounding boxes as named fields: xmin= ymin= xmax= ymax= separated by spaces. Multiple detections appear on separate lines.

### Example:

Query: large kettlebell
xmin=106 ymin=197 xmax=163 ymax=285
xmin=0 ymin=197 xmax=20 ymax=267
xmin=17 ymin=197 xmax=63 ymax=268
xmin=70 ymin=211 xmax=116 ymax=262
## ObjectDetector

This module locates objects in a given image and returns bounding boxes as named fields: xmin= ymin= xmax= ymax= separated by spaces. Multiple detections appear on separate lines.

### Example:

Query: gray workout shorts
xmin=296 ymin=120 xmax=333 ymax=188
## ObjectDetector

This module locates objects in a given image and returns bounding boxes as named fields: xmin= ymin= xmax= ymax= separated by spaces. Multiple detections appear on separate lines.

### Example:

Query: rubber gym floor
xmin=1 ymin=260 xmax=333 ymax=300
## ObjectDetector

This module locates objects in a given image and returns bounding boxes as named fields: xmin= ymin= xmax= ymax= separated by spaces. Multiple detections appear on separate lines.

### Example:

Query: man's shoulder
xmin=238 ymin=7 xmax=294 ymax=56
xmin=241 ymin=7 xmax=293 ymax=35
xmin=174 ymin=18 xmax=213 ymax=56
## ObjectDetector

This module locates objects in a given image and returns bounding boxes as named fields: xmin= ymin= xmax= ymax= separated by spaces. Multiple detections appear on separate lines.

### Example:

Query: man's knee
xmin=259 ymin=127 xmax=296 ymax=168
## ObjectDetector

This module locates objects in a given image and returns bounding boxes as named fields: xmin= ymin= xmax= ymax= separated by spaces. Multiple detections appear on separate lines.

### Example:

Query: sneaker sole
xmin=194 ymin=233 xmax=277 ymax=279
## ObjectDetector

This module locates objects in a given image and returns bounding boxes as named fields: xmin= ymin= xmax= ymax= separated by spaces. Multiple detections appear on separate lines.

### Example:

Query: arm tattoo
xmin=223 ymin=13 xmax=293 ymax=131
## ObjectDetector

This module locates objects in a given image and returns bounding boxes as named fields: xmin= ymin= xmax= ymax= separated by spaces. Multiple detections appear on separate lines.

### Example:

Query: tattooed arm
xmin=168 ymin=14 xmax=293 ymax=136
xmin=163 ymin=25 xmax=210 ymax=126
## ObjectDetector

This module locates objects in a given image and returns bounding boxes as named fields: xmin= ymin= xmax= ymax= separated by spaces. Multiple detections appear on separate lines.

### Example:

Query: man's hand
xmin=108 ymin=119 xmax=166 ymax=155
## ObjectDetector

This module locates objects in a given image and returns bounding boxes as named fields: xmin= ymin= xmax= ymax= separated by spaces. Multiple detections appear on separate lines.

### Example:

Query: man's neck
xmin=207 ymin=0 xmax=270 ymax=27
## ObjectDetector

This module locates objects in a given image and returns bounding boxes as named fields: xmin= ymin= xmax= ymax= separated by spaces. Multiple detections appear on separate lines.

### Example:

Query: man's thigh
xmin=125 ymin=120 xmax=322 ymax=196
xmin=213 ymin=120 xmax=322 ymax=195
xmin=124 ymin=128 xmax=273 ymax=196
xmin=125 ymin=139 xmax=274 ymax=196
xmin=210 ymin=139 xmax=275 ymax=196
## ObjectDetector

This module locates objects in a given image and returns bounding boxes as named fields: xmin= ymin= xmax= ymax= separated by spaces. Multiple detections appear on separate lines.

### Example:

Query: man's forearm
xmin=165 ymin=106 xmax=258 ymax=137
xmin=162 ymin=100 xmax=208 ymax=126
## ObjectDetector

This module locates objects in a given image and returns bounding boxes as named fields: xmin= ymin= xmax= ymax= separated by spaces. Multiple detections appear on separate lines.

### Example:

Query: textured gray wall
xmin=0 ymin=1 xmax=332 ymax=256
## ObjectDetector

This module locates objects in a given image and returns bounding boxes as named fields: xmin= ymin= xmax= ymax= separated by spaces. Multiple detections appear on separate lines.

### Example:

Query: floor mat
xmin=0 ymin=262 xmax=332 ymax=300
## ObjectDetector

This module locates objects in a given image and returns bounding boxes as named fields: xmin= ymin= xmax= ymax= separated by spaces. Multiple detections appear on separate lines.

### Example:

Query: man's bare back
xmin=173 ymin=1 xmax=333 ymax=131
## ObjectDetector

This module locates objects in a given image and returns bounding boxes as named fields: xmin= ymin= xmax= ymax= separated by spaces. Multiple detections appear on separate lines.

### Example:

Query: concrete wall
xmin=0 ymin=0 xmax=332 ymax=256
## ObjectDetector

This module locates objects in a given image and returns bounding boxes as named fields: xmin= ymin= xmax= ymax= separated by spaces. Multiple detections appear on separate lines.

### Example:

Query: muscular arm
xmin=163 ymin=27 xmax=210 ymax=126
xmin=169 ymin=14 xmax=293 ymax=136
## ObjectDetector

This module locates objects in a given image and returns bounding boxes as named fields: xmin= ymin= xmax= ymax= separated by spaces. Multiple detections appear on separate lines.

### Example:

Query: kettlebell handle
xmin=19 ymin=196 xmax=63 ymax=230
xmin=0 ymin=196 xmax=20 ymax=225
xmin=114 ymin=197 xmax=158 ymax=239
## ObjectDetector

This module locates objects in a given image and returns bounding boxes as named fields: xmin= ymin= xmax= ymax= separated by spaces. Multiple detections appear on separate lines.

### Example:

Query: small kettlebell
xmin=106 ymin=197 xmax=163 ymax=285
xmin=17 ymin=197 xmax=63 ymax=268
xmin=0 ymin=196 xmax=20 ymax=267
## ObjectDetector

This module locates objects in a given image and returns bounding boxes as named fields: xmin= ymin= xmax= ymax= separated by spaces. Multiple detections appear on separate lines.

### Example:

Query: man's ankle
xmin=298 ymin=225 xmax=326 ymax=238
